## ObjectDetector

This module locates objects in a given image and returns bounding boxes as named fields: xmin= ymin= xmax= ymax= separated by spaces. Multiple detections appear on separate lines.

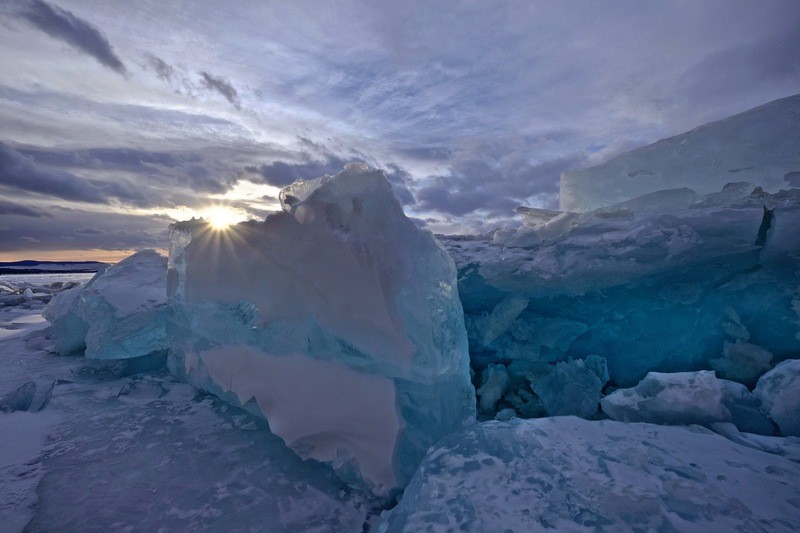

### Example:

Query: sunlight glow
xmin=201 ymin=206 xmax=249 ymax=229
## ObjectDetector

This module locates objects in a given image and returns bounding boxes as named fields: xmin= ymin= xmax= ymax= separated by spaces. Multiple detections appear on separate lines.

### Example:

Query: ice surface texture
xmin=755 ymin=359 xmax=800 ymax=437
xmin=378 ymin=417 xmax=800 ymax=532
xmin=43 ymin=250 xmax=168 ymax=360
xmin=447 ymin=185 xmax=800 ymax=397
xmin=561 ymin=93 xmax=800 ymax=212
xmin=601 ymin=370 xmax=773 ymax=435
xmin=167 ymin=165 xmax=475 ymax=497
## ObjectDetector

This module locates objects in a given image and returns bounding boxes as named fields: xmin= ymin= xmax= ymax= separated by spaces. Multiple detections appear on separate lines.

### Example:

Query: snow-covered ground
xmin=0 ymin=288 xmax=382 ymax=531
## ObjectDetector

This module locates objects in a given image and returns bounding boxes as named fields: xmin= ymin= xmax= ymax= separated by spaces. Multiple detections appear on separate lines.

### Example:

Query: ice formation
xmin=167 ymin=164 xmax=475 ymax=497
xmin=560 ymin=94 xmax=800 ymax=212
xmin=445 ymin=183 xmax=800 ymax=412
xmin=378 ymin=417 xmax=800 ymax=532
xmin=754 ymin=359 xmax=800 ymax=437
xmin=44 ymin=250 xmax=168 ymax=361
xmin=532 ymin=356 xmax=607 ymax=418
xmin=601 ymin=370 xmax=773 ymax=435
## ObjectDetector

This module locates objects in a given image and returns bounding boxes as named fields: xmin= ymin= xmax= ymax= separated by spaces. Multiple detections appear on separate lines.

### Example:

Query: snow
xmin=560 ymin=94 xmax=800 ymax=212
xmin=0 ymin=290 xmax=382 ymax=531
xmin=168 ymin=165 xmax=475 ymax=496
xmin=44 ymin=249 xmax=168 ymax=361
xmin=378 ymin=417 xmax=800 ymax=532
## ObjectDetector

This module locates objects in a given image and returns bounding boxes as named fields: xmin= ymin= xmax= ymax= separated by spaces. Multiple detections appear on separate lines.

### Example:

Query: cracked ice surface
xmin=379 ymin=417 xmax=800 ymax=532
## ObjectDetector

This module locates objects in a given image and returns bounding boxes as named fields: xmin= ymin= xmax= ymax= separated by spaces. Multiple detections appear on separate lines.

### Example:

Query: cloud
xmin=1 ymin=141 xmax=108 ymax=203
xmin=243 ymin=139 xmax=416 ymax=206
xmin=675 ymin=22 xmax=800 ymax=112
xmin=74 ymin=226 xmax=106 ymax=235
xmin=146 ymin=54 xmax=175 ymax=82
xmin=0 ymin=206 xmax=168 ymax=254
xmin=415 ymin=141 xmax=587 ymax=218
xmin=0 ymin=142 xmax=159 ymax=206
xmin=15 ymin=144 xmax=238 ymax=196
xmin=0 ymin=199 xmax=52 ymax=218
xmin=200 ymin=71 xmax=241 ymax=109
xmin=16 ymin=0 xmax=126 ymax=74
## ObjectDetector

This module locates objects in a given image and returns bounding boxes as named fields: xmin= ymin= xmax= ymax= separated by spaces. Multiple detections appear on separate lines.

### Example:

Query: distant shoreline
xmin=0 ymin=269 xmax=102 ymax=275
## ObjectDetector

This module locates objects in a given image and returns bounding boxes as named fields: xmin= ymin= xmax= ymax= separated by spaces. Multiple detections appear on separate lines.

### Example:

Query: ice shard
xmin=44 ymin=249 xmax=168 ymax=361
xmin=167 ymin=164 xmax=475 ymax=497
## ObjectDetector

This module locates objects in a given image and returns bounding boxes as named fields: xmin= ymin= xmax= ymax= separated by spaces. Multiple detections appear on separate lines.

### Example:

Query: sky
xmin=0 ymin=0 xmax=798 ymax=261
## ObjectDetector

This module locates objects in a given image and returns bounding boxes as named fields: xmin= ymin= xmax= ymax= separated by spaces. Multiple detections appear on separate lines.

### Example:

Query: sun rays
xmin=201 ymin=206 xmax=249 ymax=230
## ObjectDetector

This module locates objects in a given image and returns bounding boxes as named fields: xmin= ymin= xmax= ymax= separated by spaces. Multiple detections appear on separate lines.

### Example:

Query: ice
xmin=532 ymin=356 xmax=607 ymax=418
xmin=167 ymin=165 xmax=475 ymax=496
xmin=444 ymin=184 xmax=800 ymax=396
xmin=755 ymin=359 xmax=800 ymax=436
xmin=378 ymin=417 xmax=800 ymax=532
xmin=601 ymin=370 xmax=773 ymax=434
xmin=560 ymin=94 xmax=800 ymax=212
xmin=475 ymin=363 xmax=509 ymax=413
xmin=710 ymin=340 xmax=773 ymax=385
xmin=44 ymin=249 xmax=168 ymax=361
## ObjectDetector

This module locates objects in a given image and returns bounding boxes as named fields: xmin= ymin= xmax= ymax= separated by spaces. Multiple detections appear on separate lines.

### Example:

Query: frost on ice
xmin=43 ymin=249 xmax=168 ymax=363
xmin=167 ymin=164 xmax=475 ymax=496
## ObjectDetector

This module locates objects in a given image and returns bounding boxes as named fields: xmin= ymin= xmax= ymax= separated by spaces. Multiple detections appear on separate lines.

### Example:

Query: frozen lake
xmin=0 ymin=273 xmax=95 ymax=288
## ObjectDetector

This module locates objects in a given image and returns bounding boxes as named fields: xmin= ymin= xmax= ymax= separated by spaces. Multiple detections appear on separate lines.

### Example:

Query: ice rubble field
xmin=2 ymin=97 xmax=800 ymax=530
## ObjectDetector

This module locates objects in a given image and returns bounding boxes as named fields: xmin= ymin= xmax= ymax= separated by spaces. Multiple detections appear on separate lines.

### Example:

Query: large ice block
xmin=378 ymin=417 xmax=800 ymax=532
xmin=44 ymin=250 xmax=168 ymax=361
xmin=600 ymin=370 xmax=772 ymax=434
xmin=560 ymin=94 xmax=800 ymax=212
xmin=755 ymin=359 xmax=800 ymax=437
xmin=167 ymin=164 xmax=475 ymax=497
xmin=445 ymin=185 xmax=800 ymax=393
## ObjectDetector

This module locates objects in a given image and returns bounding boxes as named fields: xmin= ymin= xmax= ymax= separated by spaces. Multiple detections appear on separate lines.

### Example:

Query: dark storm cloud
xmin=1 ymin=141 xmax=108 ymax=203
xmin=383 ymin=163 xmax=416 ymax=206
xmin=0 ymin=142 xmax=159 ymax=206
xmin=15 ymin=0 xmax=126 ymax=74
xmin=245 ymin=156 xmax=349 ymax=187
xmin=74 ymin=226 xmax=106 ymax=235
xmin=245 ymin=140 xmax=416 ymax=206
xmin=16 ymin=144 xmax=237 ymax=196
xmin=0 ymin=199 xmax=52 ymax=218
xmin=416 ymin=149 xmax=587 ymax=217
xmin=0 ymin=207 xmax=168 ymax=253
xmin=200 ymin=71 xmax=241 ymax=109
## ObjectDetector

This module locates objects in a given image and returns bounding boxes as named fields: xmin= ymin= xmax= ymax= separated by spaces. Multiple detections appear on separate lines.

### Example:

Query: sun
xmin=202 ymin=206 xmax=247 ymax=230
